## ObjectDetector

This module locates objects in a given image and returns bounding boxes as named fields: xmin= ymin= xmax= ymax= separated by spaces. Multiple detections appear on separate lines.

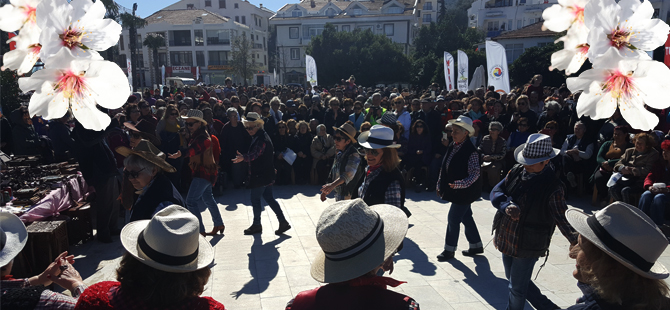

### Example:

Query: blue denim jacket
xmin=564 ymin=282 xmax=624 ymax=310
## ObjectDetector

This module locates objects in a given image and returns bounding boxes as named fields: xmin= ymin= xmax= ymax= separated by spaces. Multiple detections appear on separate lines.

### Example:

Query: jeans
xmin=444 ymin=203 xmax=482 ymax=251
xmin=639 ymin=190 xmax=668 ymax=226
xmin=502 ymin=254 xmax=559 ymax=310
xmin=186 ymin=177 xmax=224 ymax=233
xmin=250 ymin=185 xmax=287 ymax=226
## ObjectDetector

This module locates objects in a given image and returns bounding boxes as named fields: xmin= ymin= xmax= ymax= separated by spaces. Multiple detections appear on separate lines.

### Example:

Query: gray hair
xmin=226 ymin=107 xmax=238 ymax=116
xmin=545 ymin=101 xmax=560 ymax=112
xmin=183 ymin=97 xmax=193 ymax=105
xmin=489 ymin=121 xmax=503 ymax=131
xmin=123 ymin=154 xmax=158 ymax=176
xmin=316 ymin=124 xmax=326 ymax=134
xmin=270 ymin=96 xmax=281 ymax=106
xmin=372 ymin=93 xmax=381 ymax=100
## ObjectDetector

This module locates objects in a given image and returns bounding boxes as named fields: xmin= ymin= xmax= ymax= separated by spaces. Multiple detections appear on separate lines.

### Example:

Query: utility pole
xmin=129 ymin=3 xmax=138 ymax=91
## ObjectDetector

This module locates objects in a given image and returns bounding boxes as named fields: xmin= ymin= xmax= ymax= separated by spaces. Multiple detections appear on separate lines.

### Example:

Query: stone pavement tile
xmin=427 ymin=279 xmax=480 ymax=304
xmin=255 ymin=257 xmax=286 ymax=279
xmin=449 ymin=301 xmax=496 ymax=310
xmin=258 ymin=276 xmax=292 ymax=299
xmin=277 ymin=247 xmax=311 ymax=267
xmin=401 ymin=285 xmax=453 ymax=310
xmin=261 ymin=296 xmax=292 ymax=310
xmin=284 ymin=265 xmax=320 ymax=288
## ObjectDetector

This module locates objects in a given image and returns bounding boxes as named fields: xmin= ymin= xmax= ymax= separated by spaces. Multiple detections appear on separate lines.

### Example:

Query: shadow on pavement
xmin=395 ymin=237 xmax=437 ymax=276
xmin=447 ymin=255 xmax=513 ymax=308
xmin=231 ymin=234 xmax=291 ymax=299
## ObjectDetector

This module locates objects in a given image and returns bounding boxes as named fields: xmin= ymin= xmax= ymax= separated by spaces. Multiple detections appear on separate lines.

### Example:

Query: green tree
xmin=306 ymin=23 xmax=411 ymax=86
xmin=230 ymin=34 xmax=258 ymax=85
xmin=509 ymin=43 xmax=567 ymax=87
xmin=143 ymin=34 xmax=165 ymax=87
xmin=120 ymin=12 xmax=147 ymax=89
xmin=1 ymin=70 xmax=20 ymax=115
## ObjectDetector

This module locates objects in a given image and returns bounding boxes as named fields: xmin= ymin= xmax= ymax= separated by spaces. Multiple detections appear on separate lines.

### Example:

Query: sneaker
xmin=275 ymin=222 xmax=291 ymax=235
xmin=566 ymin=172 xmax=578 ymax=188
xmin=437 ymin=250 xmax=455 ymax=261
xmin=243 ymin=224 xmax=262 ymax=235
xmin=461 ymin=247 xmax=484 ymax=257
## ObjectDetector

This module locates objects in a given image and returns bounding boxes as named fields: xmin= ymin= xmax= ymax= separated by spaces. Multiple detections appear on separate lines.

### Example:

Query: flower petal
xmin=79 ymin=19 xmax=122 ymax=51
xmin=18 ymin=67 xmax=57 ymax=93
xmin=2 ymin=46 xmax=39 ymax=75
xmin=84 ymin=60 xmax=130 ymax=109
xmin=70 ymin=94 xmax=111 ymax=131
xmin=584 ymin=0 xmax=618 ymax=30
xmin=632 ymin=60 xmax=670 ymax=110
xmin=28 ymin=86 xmax=69 ymax=120
xmin=619 ymin=94 xmax=659 ymax=131
xmin=628 ymin=19 xmax=670 ymax=51
xmin=576 ymin=87 xmax=618 ymax=120
xmin=542 ymin=5 xmax=574 ymax=32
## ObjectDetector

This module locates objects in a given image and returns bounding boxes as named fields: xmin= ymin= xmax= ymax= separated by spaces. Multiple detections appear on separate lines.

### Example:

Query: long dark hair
xmin=410 ymin=119 xmax=429 ymax=137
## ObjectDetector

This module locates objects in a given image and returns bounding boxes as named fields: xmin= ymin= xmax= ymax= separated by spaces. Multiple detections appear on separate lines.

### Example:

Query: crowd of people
xmin=2 ymin=73 xmax=670 ymax=309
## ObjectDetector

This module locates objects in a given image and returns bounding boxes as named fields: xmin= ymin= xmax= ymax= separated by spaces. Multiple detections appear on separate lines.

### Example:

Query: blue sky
xmin=114 ymin=0 xmax=286 ymax=17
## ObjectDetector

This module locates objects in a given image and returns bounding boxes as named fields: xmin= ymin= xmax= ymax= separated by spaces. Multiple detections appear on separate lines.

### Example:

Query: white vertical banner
xmin=457 ymin=50 xmax=469 ymax=92
xmin=485 ymin=41 xmax=510 ymax=93
xmin=161 ymin=65 xmax=165 ymax=86
xmin=196 ymin=66 xmax=200 ymax=81
xmin=127 ymin=57 xmax=133 ymax=91
xmin=305 ymin=55 xmax=318 ymax=87
xmin=273 ymin=68 xmax=277 ymax=86
xmin=443 ymin=52 xmax=454 ymax=91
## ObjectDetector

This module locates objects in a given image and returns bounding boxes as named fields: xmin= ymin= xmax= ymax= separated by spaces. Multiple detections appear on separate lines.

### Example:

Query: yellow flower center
xmin=54 ymin=70 xmax=87 ymax=100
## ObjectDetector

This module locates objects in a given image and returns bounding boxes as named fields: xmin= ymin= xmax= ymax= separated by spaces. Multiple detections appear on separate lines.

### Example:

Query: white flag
xmin=485 ymin=41 xmax=510 ymax=93
xmin=127 ymin=58 xmax=133 ymax=91
xmin=443 ymin=52 xmax=454 ymax=91
xmin=161 ymin=65 xmax=165 ymax=86
xmin=273 ymin=68 xmax=277 ymax=86
xmin=196 ymin=66 xmax=200 ymax=81
xmin=469 ymin=65 xmax=486 ymax=91
xmin=305 ymin=55 xmax=318 ymax=87
xmin=457 ymin=50 xmax=469 ymax=92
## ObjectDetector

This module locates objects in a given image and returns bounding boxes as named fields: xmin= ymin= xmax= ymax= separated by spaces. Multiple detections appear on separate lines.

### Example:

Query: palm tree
xmin=119 ymin=12 xmax=147 ymax=89
xmin=143 ymin=34 xmax=165 ymax=87
xmin=96 ymin=0 xmax=120 ymax=62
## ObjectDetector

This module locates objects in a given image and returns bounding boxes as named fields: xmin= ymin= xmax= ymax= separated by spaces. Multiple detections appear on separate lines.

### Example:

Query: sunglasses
xmin=186 ymin=122 xmax=198 ymax=127
xmin=445 ymin=129 xmax=453 ymax=133
xmin=130 ymin=132 xmax=142 ymax=139
xmin=333 ymin=136 xmax=344 ymax=142
xmin=364 ymin=149 xmax=380 ymax=156
xmin=518 ymin=102 xmax=527 ymax=106
xmin=354 ymin=107 xmax=362 ymax=110
xmin=361 ymin=127 xmax=371 ymax=131
xmin=124 ymin=167 xmax=146 ymax=179
xmin=490 ymin=128 xmax=501 ymax=132
xmin=245 ymin=126 xmax=256 ymax=131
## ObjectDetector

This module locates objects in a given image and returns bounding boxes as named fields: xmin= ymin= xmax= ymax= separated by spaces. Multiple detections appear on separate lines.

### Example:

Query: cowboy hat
xmin=243 ymin=112 xmax=265 ymax=126
xmin=448 ymin=115 xmax=475 ymax=136
xmin=124 ymin=120 xmax=161 ymax=146
xmin=121 ymin=205 xmax=214 ymax=273
xmin=182 ymin=109 xmax=207 ymax=125
xmin=357 ymin=125 xmax=400 ymax=149
xmin=311 ymin=199 xmax=408 ymax=283
xmin=513 ymin=133 xmax=560 ymax=166
xmin=0 ymin=213 xmax=28 ymax=267
xmin=116 ymin=140 xmax=177 ymax=173
xmin=566 ymin=202 xmax=669 ymax=279
xmin=334 ymin=123 xmax=357 ymax=144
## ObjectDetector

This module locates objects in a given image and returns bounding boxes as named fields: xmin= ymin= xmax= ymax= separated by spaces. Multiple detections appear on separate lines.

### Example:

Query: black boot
xmin=437 ymin=250 xmax=455 ymax=261
xmin=244 ymin=224 xmax=262 ymax=235
xmin=461 ymin=247 xmax=484 ymax=257
xmin=275 ymin=221 xmax=291 ymax=235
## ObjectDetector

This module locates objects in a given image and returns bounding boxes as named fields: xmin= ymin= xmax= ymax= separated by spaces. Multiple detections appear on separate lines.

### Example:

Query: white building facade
xmin=270 ymin=0 xmax=433 ymax=85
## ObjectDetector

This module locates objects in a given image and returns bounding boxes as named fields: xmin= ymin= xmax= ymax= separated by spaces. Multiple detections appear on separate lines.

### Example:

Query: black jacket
xmin=439 ymin=139 xmax=482 ymax=205
xmin=129 ymin=173 xmax=184 ymax=222
xmin=248 ymin=129 xmax=276 ymax=188
xmin=71 ymin=122 xmax=120 ymax=188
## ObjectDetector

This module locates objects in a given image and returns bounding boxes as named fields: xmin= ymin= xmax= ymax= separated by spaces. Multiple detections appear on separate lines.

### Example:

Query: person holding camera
xmin=639 ymin=139 xmax=670 ymax=229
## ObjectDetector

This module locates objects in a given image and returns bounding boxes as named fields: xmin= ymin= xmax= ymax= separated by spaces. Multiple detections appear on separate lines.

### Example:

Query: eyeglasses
xmin=333 ymin=136 xmax=344 ymax=142
xmin=364 ymin=149 xmax=380 ymax=156
xmin=519 ymin=123 xmax=529 ymax=127
xmin=245 ymin=126 xmax=256 ymax=131
xmin=518 ymin=102 xmax=527 ymax=106
xmin=186 ymin=122 xmax=198 ymax=127
xmin=124 ymin=168 xmax=146 ymax=179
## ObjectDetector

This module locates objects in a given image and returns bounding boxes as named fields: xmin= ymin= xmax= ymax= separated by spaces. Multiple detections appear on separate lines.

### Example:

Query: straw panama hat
xmin=357 ymin=125 xmax=401 ymax=149
xmin=116 ymin=140 xmax=176 ymax=173
xmin=448 ymin=115 xmax=475 ymax=136
xmin=243 ymin=112 xmax=265 ymax=126
xmin=334 ymin=123 xmax=357 ymax=144
xmin=182 ymin=109 xmax=208 ymax=125
xmin=566 ymin=202 xmax=669 ymax=279
xmin=514 ymin=133 xmax=560 ymax=166
xmin=311 ymin=199 xmax=409 ymax=283
xmin=0 ymin=212 xmax=28 ymax=267
xmin=121 ymin=205 xmax=214 ymax=273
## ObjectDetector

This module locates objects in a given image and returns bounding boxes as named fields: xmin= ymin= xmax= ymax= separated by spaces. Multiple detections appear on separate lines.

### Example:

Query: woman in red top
xmin=169 ymin=109 xmax=224 ymax=236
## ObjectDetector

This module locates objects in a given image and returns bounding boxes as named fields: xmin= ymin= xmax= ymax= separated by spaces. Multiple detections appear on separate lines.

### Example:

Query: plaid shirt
xmin=331 ymin=146 xmax=361 ymax=201
xmin=436 ymin=141 xmax=480 ymax=191
xmin=491 ymin=167 xmax=578 ymax=257
xmin=1 ymin=278 xmax=86 ymax=310
xmin=358 ymin=166 xmax=402 ymax=208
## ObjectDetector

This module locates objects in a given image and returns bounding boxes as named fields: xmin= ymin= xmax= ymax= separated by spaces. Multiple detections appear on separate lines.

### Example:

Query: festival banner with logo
xmin=196 ymin=66 xmax=200 ymax=81
xmin=161 ymin=65 xmax=165 ymax=86
xmin=127 ymin=58 xmax=133 ymax=91
xmin=457 ymin=50 xmax=469 ymax=92
xmin=485 ymin=41 xmax=510 ymax=93
xmin=305 ymin=55 xmax=318 ymax=87
xmin=273 ymin=68 xmax=277 ymax=86
xmin=444 ymin=52 xmax=455 ymax=91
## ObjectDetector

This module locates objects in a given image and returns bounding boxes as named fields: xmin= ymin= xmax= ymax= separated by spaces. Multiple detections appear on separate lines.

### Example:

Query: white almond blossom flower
xmin=36 ymin=0 xmax=121 ymax=62
xmin=0 ymin=0 xmax=40 ymax=34
xmin=551 ymin=26 xmax=589 ymax=75
xmin=542 ymin=0 xmax=588 ymax=32
xmin=585 ymin=0 xmax=669 ymax=61
xmin=566 ymin=48 xmax=670 ymax=131
xmin=1 ymin=38 xmax=41 ymax=74
xmin=18 ymin=48 xmax=130 ymax=131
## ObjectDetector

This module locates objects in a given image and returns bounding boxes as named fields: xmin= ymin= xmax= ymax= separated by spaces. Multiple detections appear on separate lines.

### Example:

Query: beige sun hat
xmin=116 ymin=140 xmax=176 ymax=173
xmin=121 ymin=205 xmax=214 ymax=273
xmin=182 ymin=109 xmax=208 ymax=125
xmin=566 ymin=202 xmax=669 ymax=279
xmin=0 ymin=212 xmax=28 ymax=267
xmin=447 ymin=115 xmax=475 ymax=136
xmin=310 ymin=199 xmax=409 ymax=283
xmin=243 ymin=112 xmax=265 ymax=127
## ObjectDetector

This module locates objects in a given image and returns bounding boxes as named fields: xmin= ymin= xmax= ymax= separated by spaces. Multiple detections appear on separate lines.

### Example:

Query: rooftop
xmin=492 ymin=21 xmax=558 ymax=40
xmin=145 ymin=9 xmax=230 ymax=25
xmin=273 ymin=0 xmax=415 ymax=19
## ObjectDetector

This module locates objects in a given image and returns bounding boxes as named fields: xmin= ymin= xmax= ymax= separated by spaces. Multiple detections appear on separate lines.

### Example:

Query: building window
xmin=242 ymin=16 xmax=246 ymax=24
xmin=194 ymin=30 xmax=203 ymax=46
xmin=517 ymin=19 xmax=522 ymax=29
xmin=206 ymin=30 xmax=230 ymax=45
xmin=500 ymin=22 xmax=507 ymax=30
xmin=387 ymin=6 xmax=403 ymax=14
xmin=289 ymin=27 xmax=299 ymax=39
xmin=235 ymin=16 xmax=239 ymax=23
xmin=326 ymin=8 xmax=336 ymax=16
xmin=423 ymin=13 xmax=432 ymax=23
xmin=169 ymin=30 xmax=191 ymax=46
xmin=487 ymin=21 xmax=499 ymax=31
xmin=308 ymin=27 xmax=324 ymax=38
xmin=423 ymin=2 xmax=432 ymax=10
xmin=119 ymin=35 xmax=124 ymax=50
xmin=384 ymin=24 xmax=394 ymax=36
xmin=118 ymin=54 xmax=127 ymax=68
xmin=356 ymin=25 xmax=373 ymax=32
xmin=290 ymin=48 xmax=300 ymax=60
xmin=342 ymin=25 xmax=350 ymax=32
xmin=292 ymin=9 xmax=302 ymax=17
xmin=187 ymin=4 xmax=194 ymax=9
xmin=505 ymin=43 xmax=524 ymax=63
xmin=208 ymin=51 xmax=228 ymax=65
xmin=353 ymin=8 xmax=362 ymax=15
xmin=170 ymin=51 xmax=193 ymax=66
xmin=196 ymin=51 xmax=205 ymax=66
xmin=205 ymin=0 xmax=211 ymax=7
xmin=264 ymin=55 xmax=267 ymax=65
xmin=234 ymin=3 xmax=238 ymax=8
xmin=158 ymin=53 xmax=167 ymax=67
xmin=528 ymin=18 xmax=536 ymax=25
xmin=219 ymin=0 xmax=226 ymax=8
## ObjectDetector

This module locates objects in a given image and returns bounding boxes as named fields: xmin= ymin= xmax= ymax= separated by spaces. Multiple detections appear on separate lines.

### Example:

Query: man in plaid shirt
xmin=490 ymin=134 xmax=577 ymax=310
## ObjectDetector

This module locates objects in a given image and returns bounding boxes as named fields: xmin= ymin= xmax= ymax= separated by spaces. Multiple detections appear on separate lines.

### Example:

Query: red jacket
xmin=644 ymin=161 xmax=670 ymax=190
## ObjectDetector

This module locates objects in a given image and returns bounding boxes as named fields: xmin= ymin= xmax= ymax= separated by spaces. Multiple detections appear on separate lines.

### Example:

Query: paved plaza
xmin=63 ymin=185 xmax=670 ymax=310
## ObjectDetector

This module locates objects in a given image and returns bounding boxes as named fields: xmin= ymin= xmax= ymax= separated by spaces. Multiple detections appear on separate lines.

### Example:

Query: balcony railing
xmin=487 ymin=30 xmax=502 ymax=37
xmin=253 ymin=43 xmax=263 ymax=49
xmin=208 ymin=60 xmax=229 ymax=66
xmin=207 ymin=38 xmax=230 ymax=45
xmin=169 ymin=40 xmax=192 ymax=46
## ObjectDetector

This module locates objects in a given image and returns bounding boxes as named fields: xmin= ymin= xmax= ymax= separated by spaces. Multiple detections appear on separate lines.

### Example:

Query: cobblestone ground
xmin=65 ymin=185 xmax=670 ymax=310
